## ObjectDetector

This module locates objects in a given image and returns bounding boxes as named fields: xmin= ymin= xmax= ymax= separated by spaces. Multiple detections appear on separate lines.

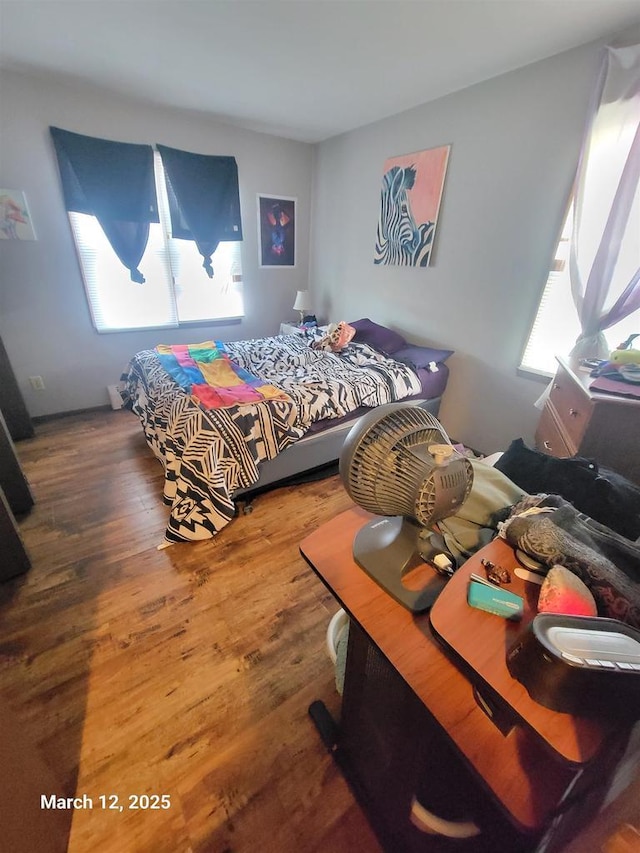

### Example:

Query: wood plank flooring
xmin=0 ymin=409 xmax=382 ymax=853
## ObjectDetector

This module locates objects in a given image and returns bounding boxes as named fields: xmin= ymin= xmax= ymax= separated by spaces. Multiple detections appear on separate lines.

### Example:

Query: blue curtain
xmin=50 ymin=127 xmax=157 ymax=283
xmin=156 ymin=144 xmax=242 ymax=277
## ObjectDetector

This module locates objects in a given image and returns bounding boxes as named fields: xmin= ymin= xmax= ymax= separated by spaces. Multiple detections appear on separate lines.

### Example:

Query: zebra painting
xmin=374 ymin=146 xmax=450 ymax=268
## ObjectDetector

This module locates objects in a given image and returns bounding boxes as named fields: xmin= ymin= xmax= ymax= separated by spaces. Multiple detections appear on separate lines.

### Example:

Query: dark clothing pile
xmin=494 ymin=439 xmax=640 ymax=542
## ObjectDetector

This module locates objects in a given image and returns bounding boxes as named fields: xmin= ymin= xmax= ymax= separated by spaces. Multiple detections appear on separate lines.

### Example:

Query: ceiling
xmin=1 ymin=1 xmax=639 ymax=143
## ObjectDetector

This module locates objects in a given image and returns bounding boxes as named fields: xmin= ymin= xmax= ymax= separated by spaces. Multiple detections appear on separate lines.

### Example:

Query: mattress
xmin=305 ymin=363 xmax=448 ymax=436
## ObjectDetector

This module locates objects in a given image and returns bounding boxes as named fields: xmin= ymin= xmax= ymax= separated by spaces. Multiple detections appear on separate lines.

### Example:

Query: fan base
xmin=353 ymin=516 xmax=449 ymax=613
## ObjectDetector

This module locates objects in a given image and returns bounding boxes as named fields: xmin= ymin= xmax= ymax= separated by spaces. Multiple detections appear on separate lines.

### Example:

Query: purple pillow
xmin=349 ymin=318 xmax=406 ymax=354
xmin=393 ymin=344 xmax=454 ymax=369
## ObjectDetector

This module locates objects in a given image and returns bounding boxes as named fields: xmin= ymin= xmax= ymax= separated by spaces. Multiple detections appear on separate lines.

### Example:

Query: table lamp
xmin=293 ymin=290 xmax=309 ymax=324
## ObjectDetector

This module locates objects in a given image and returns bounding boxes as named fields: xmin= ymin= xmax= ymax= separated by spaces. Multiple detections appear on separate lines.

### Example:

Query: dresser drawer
xmin=535 ymin=403 xmax=573 ymax=458
xmin=547 ymin=365 xmax=593 ymax=447
xmin=536 ymin=356 xmax=640 ymax=484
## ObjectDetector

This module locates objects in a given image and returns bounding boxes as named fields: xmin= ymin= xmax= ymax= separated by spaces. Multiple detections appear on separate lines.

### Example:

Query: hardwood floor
xmin=0 ymin=409 xmax=381 ymax=853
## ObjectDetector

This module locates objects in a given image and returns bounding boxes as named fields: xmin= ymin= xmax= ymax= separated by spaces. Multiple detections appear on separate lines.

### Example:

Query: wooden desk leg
xmin=308 ymin=697 xmax=402 ymax=850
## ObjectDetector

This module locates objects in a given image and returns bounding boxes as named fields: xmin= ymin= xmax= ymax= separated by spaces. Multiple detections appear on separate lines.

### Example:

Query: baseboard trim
xmin=32 ymin=404 xmax=113 ymax=424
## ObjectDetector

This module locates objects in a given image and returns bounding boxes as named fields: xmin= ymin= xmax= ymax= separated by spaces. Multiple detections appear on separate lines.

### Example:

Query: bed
xmin=122 ymin=319 xmax=453 ymax=544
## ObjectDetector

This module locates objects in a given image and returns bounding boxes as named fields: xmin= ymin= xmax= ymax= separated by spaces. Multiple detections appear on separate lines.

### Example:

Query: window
xmin=521 ymin=44 xmax=640 ymax=377
xmin=69 ymin=153 xmax=243 ymax=333
xmin=520 ymin=200 xmax=640 ymax=376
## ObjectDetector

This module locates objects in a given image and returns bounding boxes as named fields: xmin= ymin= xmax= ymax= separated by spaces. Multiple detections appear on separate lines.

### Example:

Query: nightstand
xmin=535 ymin=355 xmax=640 ymax=484
xmin=279 ymin=322 xmax=305 ymax=335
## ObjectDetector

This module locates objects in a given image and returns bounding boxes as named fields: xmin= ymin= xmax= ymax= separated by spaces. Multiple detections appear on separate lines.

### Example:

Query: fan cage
xmin=414 ymin=462 xmax=473 ymax=525
xmin=340 ymin=403 xmax=473 ymax=525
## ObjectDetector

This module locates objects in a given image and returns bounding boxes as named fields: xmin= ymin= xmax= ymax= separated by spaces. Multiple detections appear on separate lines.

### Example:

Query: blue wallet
xmin=467 ymin=578 xmax=523 ymax=621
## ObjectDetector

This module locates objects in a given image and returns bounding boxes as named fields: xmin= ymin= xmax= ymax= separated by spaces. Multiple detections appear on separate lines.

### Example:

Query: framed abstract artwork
xmin=257 ymin=194 xmax=296 ymax=268
xmin=374 ymin=145 xmax=450 ymax=267
xmin=0 ymin=189 xmax=36 ymax=240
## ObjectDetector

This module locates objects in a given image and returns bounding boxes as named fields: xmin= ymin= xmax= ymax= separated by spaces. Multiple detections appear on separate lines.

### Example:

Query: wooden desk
xmin=300 ymin=507 xmax=624 ymax=848
xmin=429 ymin=538 xmax=611 ymax=765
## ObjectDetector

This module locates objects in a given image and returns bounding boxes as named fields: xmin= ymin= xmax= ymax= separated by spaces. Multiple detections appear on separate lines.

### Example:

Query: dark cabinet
xmin=340 ymin=621 xmax=534 ymax=852
xmin=0 ymin=408 xmax=33 ymax=515
xmin=0 ymin=334 xmax=33 ymax=441
xmin=0 ymin=486 xmax=31 ymax=580
xmin=0 ymin=407 xmax=33 ymax=580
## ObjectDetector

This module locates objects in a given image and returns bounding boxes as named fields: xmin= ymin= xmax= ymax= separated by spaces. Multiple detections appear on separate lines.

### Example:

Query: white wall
xmin=0 ymin=70 xmax=313 ymax=417
xmin=0 ymin=42 xmax=607 ymax=446
xmin=310 ymin=43 xmax=603 ymax=454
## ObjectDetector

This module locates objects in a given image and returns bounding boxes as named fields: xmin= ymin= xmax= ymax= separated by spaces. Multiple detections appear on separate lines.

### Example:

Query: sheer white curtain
xmin=569 ymin=39 xmax=640 ymax=360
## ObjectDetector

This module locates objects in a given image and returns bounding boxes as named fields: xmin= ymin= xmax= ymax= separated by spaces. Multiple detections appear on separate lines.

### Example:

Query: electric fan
xmin=340 ymin=402 xmax=474 ymax=612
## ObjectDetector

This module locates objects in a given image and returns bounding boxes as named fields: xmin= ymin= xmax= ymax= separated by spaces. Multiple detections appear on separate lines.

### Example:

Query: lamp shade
xmin=293 ymin=290 xmax=309 ymax=312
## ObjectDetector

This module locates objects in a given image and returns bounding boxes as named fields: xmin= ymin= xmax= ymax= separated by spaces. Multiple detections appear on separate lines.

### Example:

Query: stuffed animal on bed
xmin=311 ymin=321 xmax=355 ymax=353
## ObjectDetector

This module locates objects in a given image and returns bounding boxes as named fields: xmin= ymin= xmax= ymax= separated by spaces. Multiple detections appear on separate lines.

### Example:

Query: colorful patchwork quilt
xmin=155 ymin=341 xmax=291 ymax=409
xmin=123 ymin=330 xmax=423 ymax=543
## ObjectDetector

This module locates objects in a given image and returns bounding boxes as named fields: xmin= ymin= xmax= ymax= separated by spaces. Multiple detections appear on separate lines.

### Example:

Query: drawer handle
xmin=568 ymin=408 xmax=579 ymax=417
xmin=544 ymin=441 xmax=552 ymax=451
xmin=410 ymin=797 xmax=481 ymax=838
xmin=553 ymin=383 xmax=560 ymax=391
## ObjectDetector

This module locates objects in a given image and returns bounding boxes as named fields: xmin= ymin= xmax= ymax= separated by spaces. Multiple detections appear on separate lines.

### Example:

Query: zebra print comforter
xmin=123 ymin=330 xmax=423 ymax=543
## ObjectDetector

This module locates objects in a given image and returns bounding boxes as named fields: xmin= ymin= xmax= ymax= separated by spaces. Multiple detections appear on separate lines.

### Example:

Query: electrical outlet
xmin=29 ymin=375 xmax=45 ymax=391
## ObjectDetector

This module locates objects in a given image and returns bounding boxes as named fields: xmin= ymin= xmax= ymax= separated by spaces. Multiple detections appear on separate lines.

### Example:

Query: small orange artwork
xmin=0 ymin=189 xmax=36 ymax=240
